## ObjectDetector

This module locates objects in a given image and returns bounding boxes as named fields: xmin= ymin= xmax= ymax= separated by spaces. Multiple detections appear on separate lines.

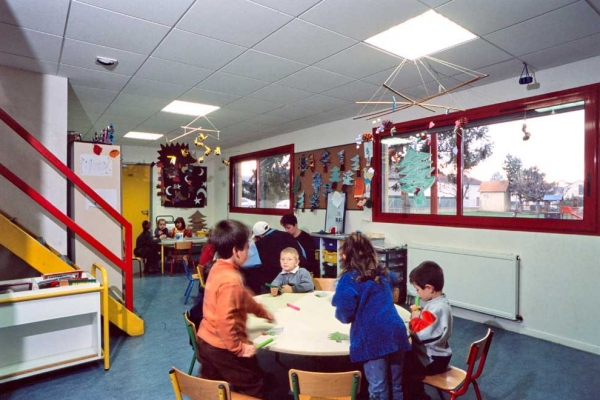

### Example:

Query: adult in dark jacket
xmin=280 ymin=213 xmax=320 ymax=277
xmin=244 ymin=221 xmax=307 ymax=293
xmin=134 ymin=220 xmax=160 ymax=274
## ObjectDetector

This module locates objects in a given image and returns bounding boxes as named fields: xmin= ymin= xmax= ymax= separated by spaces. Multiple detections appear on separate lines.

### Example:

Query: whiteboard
xmin=408 ymin=244 xmax=520 ymax=320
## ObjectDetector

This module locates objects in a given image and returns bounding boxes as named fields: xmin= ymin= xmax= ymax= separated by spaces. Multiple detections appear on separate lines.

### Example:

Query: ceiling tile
xmin=0 ymin=51 xmax=58 ymax=75
xmin=104 ymin=103 xmax=159 ymax=119
xmin=321 ymin=80 xmax=382 ymax=102
xmin=68 ymin=119 xmax=94 ymax=133
xmin=222 ymin=50 xmax=306 ymax=82
xmin=248 ymin=84 xmax=314 ymax=104
xmin=196 ymin=71 xmax=270 ymax=96
xmin=61 ymin=39 xmax=147 ymax=76
xmin=254 ymin=19 xmax=356 ymax=65
xmin=179 ymin=88 xmax=240 ymax=107
xmin=134 ymin=57 xmax=213 ymax=86
xmin=69 ymin=85 xmax=119 ymax=104
xmin=0 ymin=0 xmax=70 ymax=36
xmin=226 ymin=97 xmax=283 ymax=114
xmin=418 ymin=0 xmax=452 ymax=7
xmin=301 ymin=0 xmax=428 ymax=40
xmin=122 ymin=77 xmax=188 ymax=100
xmin=438 ymin=0 xmax=578 ymax=36
xmin=521 ymin=32 xmax=600 ymax=71
xmin=292 ymin=94 xmax=352 ymax=111
xmin=276 ymin=67 xmax=354 ymax=93
xmin=58 ymin=64 xmax=130 ymax=91
xmin=76 ymin=0 xmax=195 ymax=26
xmin=315 ymin=43 xmax=401 ymax=79
xmin=65 ymin=2 xmax=170 ymax=55
xmin=361 ymin=64 xmax=433 ymax=91
xmin=428 ymin=38 xmax=513 ymax=75
xmin=153 ymin=29 xmax=246 ymax=70
xmin=483 ymin=2 xmax=600 ymax=56
xmin=0 ymin=23 xmax=62 ymax=62
xmin=70 ymin=98 xmax=111 ymax=115
xmin=112 ymin=93 xmax=171 ymax=109
xmin=450 ymin=58 xmax=524 ymax=88
xmin=250 ymin=0 xmax=321 ymax=17
xmin=264 ymin=105 xmax=320 ymax=121
xmin=177 ymin=0 xmax=293 ymax=47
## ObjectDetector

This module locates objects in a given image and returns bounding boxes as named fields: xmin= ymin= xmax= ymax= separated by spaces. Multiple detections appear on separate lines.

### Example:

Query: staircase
xmin=0 ymin=211 xmax=144 ymax=336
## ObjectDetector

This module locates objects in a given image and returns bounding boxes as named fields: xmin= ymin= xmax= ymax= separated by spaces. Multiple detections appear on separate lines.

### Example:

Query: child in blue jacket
xmin=332 ymin=233 xmax=411 ymax=400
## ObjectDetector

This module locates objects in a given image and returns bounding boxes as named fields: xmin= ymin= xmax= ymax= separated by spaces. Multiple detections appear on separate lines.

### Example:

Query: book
xmin=42 ymin=270 xmax=84 ymax=280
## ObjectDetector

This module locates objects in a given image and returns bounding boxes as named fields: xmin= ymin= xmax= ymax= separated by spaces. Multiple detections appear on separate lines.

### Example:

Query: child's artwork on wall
xmin=294 ymin=143 xmax=365 ymax=210
xmin=156 ymin=143 xmax=207 ymax=208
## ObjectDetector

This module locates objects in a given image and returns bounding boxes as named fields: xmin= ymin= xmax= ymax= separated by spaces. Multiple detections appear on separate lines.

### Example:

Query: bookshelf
xmin=0 ymin=267 xmax=109 ymax=383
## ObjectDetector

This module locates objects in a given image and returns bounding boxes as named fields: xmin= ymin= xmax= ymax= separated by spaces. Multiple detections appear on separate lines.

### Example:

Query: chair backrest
xmin=289 ymin=369 xmax=361 ymax=400
xmin=170 ymin=366 xmax=231 ymax=400
xmin=184 ymin=311 xmax=199 ymax=353
xmin=197 ymin=265 xmax=206 ymax=287
xmin=313 ymin=277 xmax=336 ymax=291
xmin=156 ymin=214 xmax=174 ymax=225
xmin=464 ymin=328 xmax=494 ymax=382
xmin=175 ymin=241 xmax=193 ymax=250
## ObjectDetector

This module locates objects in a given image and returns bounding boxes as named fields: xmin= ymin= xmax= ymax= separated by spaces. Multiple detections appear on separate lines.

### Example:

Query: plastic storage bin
xmin=323 ymin=238 xmax=338 ymax=252
xmin=323 ymin=250 xmax=338 ymax=264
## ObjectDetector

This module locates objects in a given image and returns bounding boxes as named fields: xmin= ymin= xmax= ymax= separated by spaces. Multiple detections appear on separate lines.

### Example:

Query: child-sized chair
xmin=169 ymin=366 xmax=260 ymax=400
xmin=313 ymin=277 xmax=336 ymax=291
xmin=169 ymin=240 xmax=193 ymax=276
xmin=183 ymin=311 xmax=199 ymax=375
xmin=289 ymin=368 xmax=361 ymax=400
xmin=423 ymin=328 xmax=494 ymax=400
xmin=182 ymin=258 xmax=199 ymax=304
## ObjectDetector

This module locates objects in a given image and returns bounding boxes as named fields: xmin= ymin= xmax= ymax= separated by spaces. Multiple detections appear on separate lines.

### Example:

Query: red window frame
xmin=372 ymin=84 xmax=599 ymax=235
xmin=229 ymin=144 xmax=294 ymax=215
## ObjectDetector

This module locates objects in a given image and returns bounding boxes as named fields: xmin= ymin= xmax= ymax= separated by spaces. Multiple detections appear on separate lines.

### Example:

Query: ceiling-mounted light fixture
xmin=96 ymin=56 xmax=117 ymax=66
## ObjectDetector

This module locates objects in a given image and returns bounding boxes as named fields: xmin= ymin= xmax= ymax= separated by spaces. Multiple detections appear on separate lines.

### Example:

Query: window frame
xmin=372 ymin=84 xmax=599 ymax=235
xmin=229 ymin=144 xmax=294 ymax=215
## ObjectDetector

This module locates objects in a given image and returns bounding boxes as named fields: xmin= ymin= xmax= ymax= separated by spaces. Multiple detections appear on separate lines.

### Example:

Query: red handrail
xmin=0 ymin=107 xmax=133 ymax=310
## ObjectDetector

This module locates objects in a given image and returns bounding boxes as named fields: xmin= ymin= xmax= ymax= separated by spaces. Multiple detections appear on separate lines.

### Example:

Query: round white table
xmin=247 ymin=292 xmax=411 ymax=356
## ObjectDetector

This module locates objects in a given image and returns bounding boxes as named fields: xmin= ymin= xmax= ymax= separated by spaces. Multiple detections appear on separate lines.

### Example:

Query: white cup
xmin=175 ymin=232 xmax=183 ymax=240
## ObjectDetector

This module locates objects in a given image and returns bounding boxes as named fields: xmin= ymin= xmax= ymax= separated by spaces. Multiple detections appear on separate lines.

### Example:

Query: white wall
xmin=216 ymin=56 xmax=600 ymax=355
xmin=0 ymin=65 xmax=68 ymax=253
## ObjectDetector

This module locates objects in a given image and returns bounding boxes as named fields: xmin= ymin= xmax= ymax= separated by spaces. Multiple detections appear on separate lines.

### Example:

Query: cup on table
xmin=270 ymin=287 xmax=279 ymax=297
xmin=175 ymin=232 xmax=183 ymax=240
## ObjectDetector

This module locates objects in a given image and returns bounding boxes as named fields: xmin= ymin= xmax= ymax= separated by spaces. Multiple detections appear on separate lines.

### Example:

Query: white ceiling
xmin=1 ymin=0 xmax=599 ymax=148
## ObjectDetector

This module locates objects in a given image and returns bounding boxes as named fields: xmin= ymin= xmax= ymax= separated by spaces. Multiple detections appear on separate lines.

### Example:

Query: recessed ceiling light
xmin=162 ymin=100 xmax=220 ymax=117
xmin=124 ymin=131 xmax=164 ymax=140
xmin=365 ymin=10 xmax=476 ymax=60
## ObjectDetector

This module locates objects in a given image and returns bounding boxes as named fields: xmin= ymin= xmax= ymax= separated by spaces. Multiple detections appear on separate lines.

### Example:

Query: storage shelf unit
xmin=0 ymin=266 xmax=109 ymax=383
xmin=312 ymin=233 xmax=348 ymax=278
xmin=376 ymin=247 xmax=408 ymax=305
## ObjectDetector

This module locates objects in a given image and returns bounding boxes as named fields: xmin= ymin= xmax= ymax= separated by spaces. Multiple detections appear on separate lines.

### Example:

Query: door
xmin=122 ymin=164 xmax=152 ymax=249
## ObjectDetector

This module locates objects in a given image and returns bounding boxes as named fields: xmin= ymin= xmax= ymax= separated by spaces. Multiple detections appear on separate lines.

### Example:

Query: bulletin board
xmin=293 ymin=143 xmax=368 ymax=210
xmin=68 ymin=141 xmax=123 ymax=297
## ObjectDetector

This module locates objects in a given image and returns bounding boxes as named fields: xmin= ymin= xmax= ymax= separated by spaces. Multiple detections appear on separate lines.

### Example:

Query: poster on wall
xmin=161 ymin=165 xmax=207 ymax=208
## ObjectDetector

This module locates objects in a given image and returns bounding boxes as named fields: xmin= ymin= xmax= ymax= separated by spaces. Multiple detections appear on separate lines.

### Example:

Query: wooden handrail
xmin=0 ymin=107 xmax=133 ymax=310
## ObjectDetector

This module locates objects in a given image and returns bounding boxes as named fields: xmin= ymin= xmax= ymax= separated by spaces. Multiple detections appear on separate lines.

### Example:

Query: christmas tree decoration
xmin=308 ymin=153 xmax=315 ymax=172
xmin=309 ymin=192 xmax=320 ymax=210
xmin=338 ymin=149 xmax=345 ymax=171
xmin=329 ymin=165 xmax=342 ymax=190
xmin=350 ymin=154 xmax=361 ymax=177
xmin=293 ymin=176 xmax=301 ymax=194
xmin=322 ymin=183 xmax=332 ymax=198
xmin=188 ymin=210 xmax=208 ymax=231
xmin=312 ymin=172 xmax=322 ymax=193
xmin=342 ymin=170 xmax=355 ymax=187
xmin=396 ymin=147 xmax=436 ymax=208
xmin=296 ymin=190 xmax=305 ymax=211
xmin=320 ymin=149 xmax=331 ymax=173
xmin=299 ymin=154 xmax=308 ymax=176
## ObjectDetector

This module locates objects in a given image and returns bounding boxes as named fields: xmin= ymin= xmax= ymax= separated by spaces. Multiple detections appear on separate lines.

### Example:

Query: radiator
xmin=407 ymin=244 xmax=521 ymax=321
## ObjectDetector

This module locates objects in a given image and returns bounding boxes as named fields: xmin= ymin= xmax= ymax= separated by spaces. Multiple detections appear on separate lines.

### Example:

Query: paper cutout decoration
xmin=322 ymin=183 xmax=332 ymax=198
xmin=364 ymin=141 xmax=373 ymax=167
xmin=308 ymin=153 xmax=315 ymax=172
xmin=93 ymin=144 xmax=102 ymax=155
xmin=296 ymin=190 xmax=305 ymax=211
xmin=320 ymin=149 xmax=331 ymax=173
xmin=328 ymin=331 xmax=349 ymax=342
xmin=354 ymin=178 xmax=365 ymax=199
xmin=312 ymin=173 xmax=322 ymax=193
xmin=299 ymin=154 xmax=308 ymax=176
xmin=331 ymin=191 xmax=343 ymax=208
xmin=397 ymin=147 xmax=435 ymax=208
xmin=188 ymin=210 xmax=207 ymax=231
xmin=109 ymin=149 xmax=120 ymax=158
xmin=350 ymin=154 xmax=361 ymax=178
xmin=309 ymin=192 xmax=320 ymax=210
xmin=157 ymin=143 xmax=196 ymax=167
xmin=342 ymin=170 xmax=355 ymax=186
xmin=162 ymin=165 xmax=207 ymax=208
xmin=293 ymin=176 xmax=301 ymax=194
xmin=338 ymin=149 xmax=345 ymax=171
xmin=329 ymin=165 xmax=341 ymax=190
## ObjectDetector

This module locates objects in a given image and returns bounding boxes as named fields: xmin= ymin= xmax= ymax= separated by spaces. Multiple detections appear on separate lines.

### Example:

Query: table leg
xmin=161 ymin=244 xmax=165 ymax=274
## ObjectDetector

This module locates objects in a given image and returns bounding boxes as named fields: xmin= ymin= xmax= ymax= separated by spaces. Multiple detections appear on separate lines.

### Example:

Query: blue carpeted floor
xmin=1 ymin=272 xmax=599 ymax=400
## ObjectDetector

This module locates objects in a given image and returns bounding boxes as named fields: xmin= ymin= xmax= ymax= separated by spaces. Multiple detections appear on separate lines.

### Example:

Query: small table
xmin=159 ymin=237 xmax=208 ymax=274
xmin=247 ymin=292 xmax=411 ymax=356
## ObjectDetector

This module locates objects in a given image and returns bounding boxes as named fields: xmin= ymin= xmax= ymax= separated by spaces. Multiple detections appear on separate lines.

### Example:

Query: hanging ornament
xmin=204 ymin=146 xmax=212 ymax=156
xmin=214 ymin=146 xmax=221 ymax=155
xmin=522 ymin=123 xmax=531 ymax=141
xmin=355 ymin=134 xmax=363 ymax=149
xmin=222 ymin=159 xmax=230 ymax=166
xmin=197 ymin=156 xmax=204 ymax=163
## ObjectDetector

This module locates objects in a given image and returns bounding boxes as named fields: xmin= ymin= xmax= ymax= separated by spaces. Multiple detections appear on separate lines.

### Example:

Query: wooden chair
xmin=197 ymin=265 xmax=206 ymax=288
xmin=169 ymin=240 xmax=193 ymax=276
xmin=183 ymin=311 xmax=199 ymax=375
xmin=313 ymin=277 xmax=336 ymax=291
xmin=132 ymin=256 xmax=144 ymax=278
xmin=170 ymin=366 xmax=260 ymax=400
xmin=289 ymin=369 xmax=361 ymax=400
xmin=423 ymin=328 xmax=494 ymax=400
xmin=182 ymin=258 xmax=200 ymax=304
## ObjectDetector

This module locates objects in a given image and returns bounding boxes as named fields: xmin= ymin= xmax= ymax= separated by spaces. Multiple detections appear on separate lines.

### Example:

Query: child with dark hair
xmin=332 ymin=233 xmax=411 ymax=400
xmin=197 ymin=219 xmax=274 ymax=398
xmin=170 ymin=216 xmax=192 ymax=238
xmin=402 ymin=261 xmax=453 ymax=400
xmin=134 ymin=220 xmax=160 ymax=274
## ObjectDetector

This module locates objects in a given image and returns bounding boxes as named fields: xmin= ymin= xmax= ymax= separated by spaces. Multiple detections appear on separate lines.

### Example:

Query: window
xmin=229 ymin=145 xmax=293 ymax=214
xmin=374 ymin=84 xmax=598 ymax=235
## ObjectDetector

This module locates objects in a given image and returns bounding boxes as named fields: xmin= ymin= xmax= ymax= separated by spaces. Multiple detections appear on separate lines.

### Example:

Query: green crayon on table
xmin=265 ymin=283 xmax=276 ymax=288
xmin=255 ymin=337 xmax=274 ymax=349
xmin=415 ymin=296 xmax=421 ymax=308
